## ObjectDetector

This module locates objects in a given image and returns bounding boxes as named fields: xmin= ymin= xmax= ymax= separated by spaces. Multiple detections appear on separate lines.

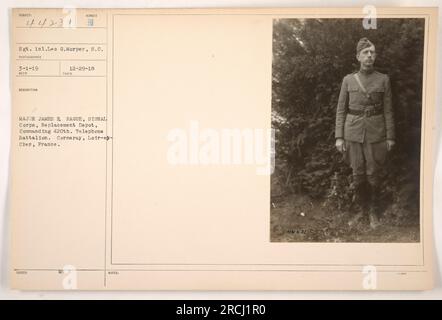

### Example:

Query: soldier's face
xmin=357 ymin=45 xmax=376 ymax=67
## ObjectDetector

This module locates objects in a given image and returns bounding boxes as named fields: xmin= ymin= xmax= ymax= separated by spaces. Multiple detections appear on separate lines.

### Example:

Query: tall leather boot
xmin=348 ymin=175 xmax=366 ymax=228
xmin=367 ymin=175 xmax=381 ymax=229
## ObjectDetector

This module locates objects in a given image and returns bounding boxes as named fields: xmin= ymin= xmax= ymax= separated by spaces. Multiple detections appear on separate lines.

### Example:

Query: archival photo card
xmin=9 ymin=7 xmax=437 ymax=290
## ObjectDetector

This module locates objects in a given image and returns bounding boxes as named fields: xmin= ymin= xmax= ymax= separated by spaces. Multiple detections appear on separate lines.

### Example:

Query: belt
xmin=348 ymin=106 xmax=383 ymax=117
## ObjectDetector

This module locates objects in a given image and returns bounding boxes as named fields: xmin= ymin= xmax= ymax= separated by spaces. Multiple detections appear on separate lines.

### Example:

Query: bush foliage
xmin=271 ymin=18 xmax=424 ymax=213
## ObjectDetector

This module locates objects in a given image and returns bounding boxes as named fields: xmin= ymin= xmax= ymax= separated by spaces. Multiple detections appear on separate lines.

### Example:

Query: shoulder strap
xmin=354 ymin=73 xmax=367 ymax=93
xmin=353 ymin=73 xmax=371 ymax=99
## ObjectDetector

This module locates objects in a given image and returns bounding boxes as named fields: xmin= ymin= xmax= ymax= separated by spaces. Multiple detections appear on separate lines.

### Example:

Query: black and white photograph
xmin=271 ymin=18 xmax=425 ymax=242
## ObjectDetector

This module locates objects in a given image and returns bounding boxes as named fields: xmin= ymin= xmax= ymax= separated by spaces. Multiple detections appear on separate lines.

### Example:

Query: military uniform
xmin=335 ymin=38 xmax=395 ymax=227
xmin=335 ymin=69 xmax=395 ymax=175
xmin=335 ymin=70 xmax=394 ymax=144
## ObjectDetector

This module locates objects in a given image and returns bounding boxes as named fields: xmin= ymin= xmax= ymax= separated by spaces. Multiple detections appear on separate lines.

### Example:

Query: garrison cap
xmin=356 ymin=37 xmax=374 ymax=54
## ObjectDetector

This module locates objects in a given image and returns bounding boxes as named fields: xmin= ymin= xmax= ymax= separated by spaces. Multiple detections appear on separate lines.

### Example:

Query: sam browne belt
xmin=347 ymin=107 xmax=383 ymax=117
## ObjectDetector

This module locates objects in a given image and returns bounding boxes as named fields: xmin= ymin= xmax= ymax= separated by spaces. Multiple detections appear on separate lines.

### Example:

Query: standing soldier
xmin=335 ymin=37 xmax=395 ymax=229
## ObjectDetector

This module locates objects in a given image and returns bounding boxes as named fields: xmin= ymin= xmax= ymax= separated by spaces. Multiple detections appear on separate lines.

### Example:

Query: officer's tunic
xmin=335 ymin=69 xmax=395 ymax=177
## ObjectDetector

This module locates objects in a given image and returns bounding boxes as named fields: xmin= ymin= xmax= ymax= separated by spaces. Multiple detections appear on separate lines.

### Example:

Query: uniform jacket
xmin=335 ymin=70 xmax=395 ymax=143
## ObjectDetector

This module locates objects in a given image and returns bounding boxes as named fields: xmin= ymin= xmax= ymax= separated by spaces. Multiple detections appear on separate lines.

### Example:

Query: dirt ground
xmin=270 ymin=193 xmax=420 ymax=243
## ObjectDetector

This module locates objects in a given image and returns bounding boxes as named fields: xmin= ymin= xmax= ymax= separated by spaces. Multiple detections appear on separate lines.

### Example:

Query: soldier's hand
xmin=386 ymin=139 xmax=395 ymax=151
xmin=335 ymin=138 xmax=346 ymax=153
